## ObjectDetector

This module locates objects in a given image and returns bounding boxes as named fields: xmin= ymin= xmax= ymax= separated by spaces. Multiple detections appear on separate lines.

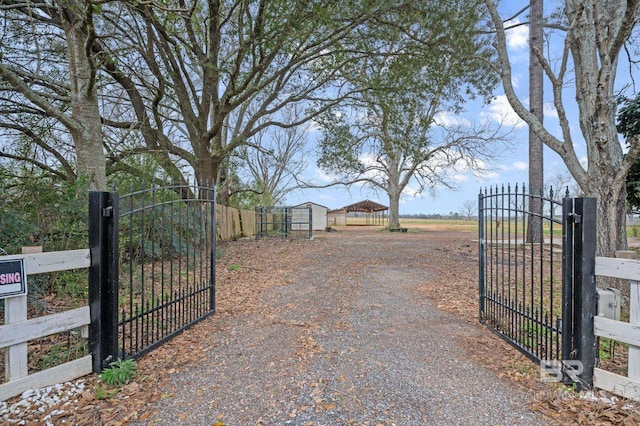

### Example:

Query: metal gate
xmin=89 ymin=183 xmax=216 ymax=368
xmin=255 ymin=206 xmax=312 ymax=239
xmin=478 ymin=184 xmax=596 ymax=387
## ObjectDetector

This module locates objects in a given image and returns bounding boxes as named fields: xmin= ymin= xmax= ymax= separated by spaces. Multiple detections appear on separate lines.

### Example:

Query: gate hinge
xmin=103 ymin=206 xmax=114 ymax=218
xmin=569 ymin=213 xmax=581 ymax=224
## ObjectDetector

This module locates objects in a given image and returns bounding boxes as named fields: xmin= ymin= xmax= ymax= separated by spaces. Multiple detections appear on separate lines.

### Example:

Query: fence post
xmin=210 ymin=187 xmax=216 ymax=314
xmin=616 ymin=250 xmax=640 ymax=380
xmin=561 ymin=196 xmax=574 ymax=383
xmin=88 ymin=191 xmax=119 ymax=373
xmin=284 ymin=207 xmax=290 ymax=237
xmin=478 ymin=190 xmax=485 ymax=323
xmin=566 ymin=197 xmax=597 ymax=389
xmin=308 ymin=206 xmax=313 ymax=240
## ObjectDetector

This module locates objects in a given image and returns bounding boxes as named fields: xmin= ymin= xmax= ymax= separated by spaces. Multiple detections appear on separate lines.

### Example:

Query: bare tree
xmin=545 ymin=172 xmax=573 ymax=218
xmin=233 ymin=107 xmax=309 ymax=207
xmin=484 ymin=0 xmax=640 ymax=256
xmin=461 ymin=199 xmax=478 ymax=221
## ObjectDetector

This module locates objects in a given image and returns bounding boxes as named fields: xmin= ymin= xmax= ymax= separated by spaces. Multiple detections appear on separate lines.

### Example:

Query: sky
xmin=282 ymin=3 xmax=602 ymax=216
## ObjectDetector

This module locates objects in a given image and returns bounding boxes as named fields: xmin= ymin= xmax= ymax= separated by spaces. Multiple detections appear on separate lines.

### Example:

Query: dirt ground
xmin=10 ymin=226 xmax=640 ymax=424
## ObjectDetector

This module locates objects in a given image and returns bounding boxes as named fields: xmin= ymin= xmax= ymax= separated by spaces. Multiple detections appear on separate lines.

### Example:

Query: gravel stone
xmin=145 ymin=230 xmax=547 ymax=425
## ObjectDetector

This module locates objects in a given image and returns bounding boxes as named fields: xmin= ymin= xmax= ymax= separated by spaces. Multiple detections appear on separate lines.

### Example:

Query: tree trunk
xmin=59 ymin=0 xmax=106 ymax=191
xmin=593 ymin=180 xmax=628 ymax=256
xmin=388 ymin=190 xmax=401 ymax=229
xmin=527 ymin=0 xmax=544 ymax=244
xmin=484 ymin=0 xmax=640 ymax=258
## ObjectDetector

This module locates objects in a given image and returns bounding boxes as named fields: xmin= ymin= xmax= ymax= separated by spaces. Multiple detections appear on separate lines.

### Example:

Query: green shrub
xmin=100 ymin=358 xmax=137 ymax=385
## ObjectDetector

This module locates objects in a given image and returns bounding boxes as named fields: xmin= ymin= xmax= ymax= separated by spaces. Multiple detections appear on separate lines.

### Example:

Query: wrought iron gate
xmin=478 ymin=184 xmax=596 ymax=388
xmin=89 ymin=183 xmax=216 ymax=367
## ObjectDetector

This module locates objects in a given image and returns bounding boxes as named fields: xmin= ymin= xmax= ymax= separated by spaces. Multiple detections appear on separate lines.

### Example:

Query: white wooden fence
xmin=0 ymin=249 xmax=92 ymax=402
xmin=593 ymin=252 xmax=640 ymax=401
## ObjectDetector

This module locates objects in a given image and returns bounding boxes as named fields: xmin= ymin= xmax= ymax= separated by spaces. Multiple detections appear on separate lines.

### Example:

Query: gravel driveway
xmin=144 ymin=229 xmax=546 ymax=425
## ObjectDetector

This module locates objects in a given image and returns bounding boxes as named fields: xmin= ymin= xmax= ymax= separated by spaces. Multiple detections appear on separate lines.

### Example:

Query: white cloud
xmin=482 ymin=95 xmax=527 ymax=128
xmin=402 ymin=184 xmax=422 ymax=198
xmin=314 ymin=167 xmax=335 ymax=183
xmin=544 ymin=102 xmax=559 ymax=119
xmin=513 ymin=161 xmax=528 ymax=171
xmin=495 ymin=161 xmax=528 ymax=173
xmin=318 ymin=193 xmax=337 ymax=202
xmin=451 ymin=173 xmax=470 ymax=183
xmin=579 ymin=156 xmax=588 ymax=168
xmin=434 ymin=111 xmax=471 ymax=127
xmin=512 ymin=73 xmax=521 ymax=89
xmin=480 ymin=170 xmax=500 ymax=180
xmin=506 ymin=19 xmax=529 ymax=50
xmin=359 ymin=153 xmax=378 ymax=168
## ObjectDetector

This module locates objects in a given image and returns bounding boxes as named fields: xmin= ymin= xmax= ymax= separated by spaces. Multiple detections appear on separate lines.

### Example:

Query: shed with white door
xmin=292 ymin=202 xmax=328 ymax=231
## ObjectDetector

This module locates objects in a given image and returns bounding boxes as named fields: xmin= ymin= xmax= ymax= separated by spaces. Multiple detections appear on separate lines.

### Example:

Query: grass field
xmin=346 ymin=217 xmax=640 ymax=239
xmin=345 ymin=217 xmax=478 ymax=231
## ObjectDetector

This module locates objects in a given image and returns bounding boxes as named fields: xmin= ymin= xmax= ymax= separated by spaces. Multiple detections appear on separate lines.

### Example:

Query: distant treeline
xmin=399 ymin=213 xmax=474 ymax=220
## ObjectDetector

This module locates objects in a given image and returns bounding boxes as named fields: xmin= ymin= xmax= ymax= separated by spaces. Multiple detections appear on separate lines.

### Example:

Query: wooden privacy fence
xmin=593 ymin=251 xmax=640 ymax=401
xmin=0 ymin=248 xmax=92 ymax=401
xmin=216 ymin=204 xmax=256 ymax=241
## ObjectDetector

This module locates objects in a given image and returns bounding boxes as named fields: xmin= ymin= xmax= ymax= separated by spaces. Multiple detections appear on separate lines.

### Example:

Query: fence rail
xmin=593 ymin=254 xmax=640 ymax=401
xmin=0 ymin=249 xmax=92 ymax=401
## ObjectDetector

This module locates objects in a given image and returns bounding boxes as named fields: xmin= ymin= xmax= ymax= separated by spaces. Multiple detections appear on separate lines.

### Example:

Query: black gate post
xmin=210 ymin=186 xmax=216 ymax=313
xmin=284 ymin=207 xmax=290 ymax=237
xmin=478 ymin=190 xmax=485 ymax=323
xmin=561 ymin=196 xmax=574 ymax=382
xmin=573 ymin=197 xmax=597 ymax=389
xmin=88 ymin=190 xmax=120 ymax=372
xmin=562 ymin=197 xmax=597 ymax=389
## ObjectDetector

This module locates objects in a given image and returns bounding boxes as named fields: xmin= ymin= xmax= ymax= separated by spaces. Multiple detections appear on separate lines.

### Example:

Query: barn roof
xmin=341 ymin=199 xmax=388 ymax=213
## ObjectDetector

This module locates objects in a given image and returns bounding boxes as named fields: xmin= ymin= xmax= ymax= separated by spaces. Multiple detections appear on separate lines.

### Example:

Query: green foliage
xmin=0 ymin=208 xmax=38 ymax=255
xmin=118 ymin=185 xmax=211 ymax=262
xmin=617 ymin=93 xmax=640 ymax=140
xmin=0 ymin=172 xmax=88 ymax=254
xmin=100 ymin=358 xmax=137 ymax=386
xmin=94 ymin=384 xmax=119 ymax=400
xmin=216 ymin=247 xmax=225 ymax=260
xmin=0 ymin=171 xmax=90 ymax=309
xmin=53 ymin=270 xmax=89 ymax=303
xmin=621 ymin=94 xmax=640 ymax=212
xmin=315 ymin=0 xmax=499 ymax=197
xmin=599 ymin=338 xmax=614 ymax=361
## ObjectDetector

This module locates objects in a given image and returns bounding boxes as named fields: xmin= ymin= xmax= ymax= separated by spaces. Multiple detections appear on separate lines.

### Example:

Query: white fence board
xmin=1 ymin=248 xmax=93 ymax=401
xmin=595 ymin=257 xmax=640 ymax=281
xmin=594 ymin=316 xmax=640 ymax=348
xmin=594 ymin=368 xmax=640 ymax=401
xmin=0 ymin=356 xmax=92 ymax=402
xmin=5 ymin=295 xmax=28 ymax=382
xmin=593 ymin=255 xmax=640 ymax=400
xmin=0 ymin=249 xmax=90 ymax=275
xmin=0 ymin=307 xmax=90 ymax=349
